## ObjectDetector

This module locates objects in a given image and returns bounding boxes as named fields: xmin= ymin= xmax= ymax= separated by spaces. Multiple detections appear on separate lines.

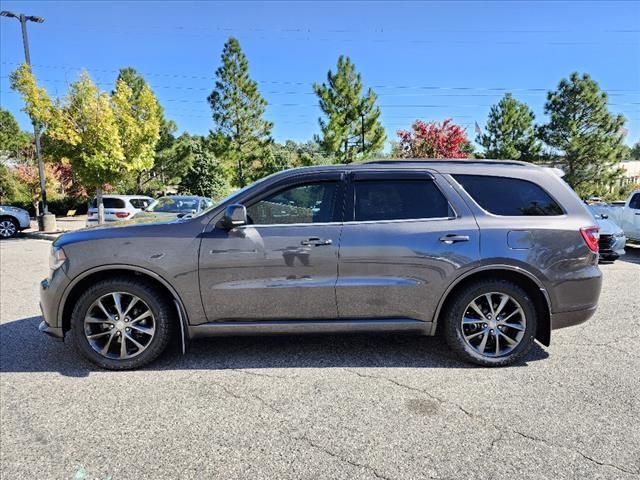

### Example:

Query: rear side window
xmin=129 ymin=198 xmax=151 ymax=209
xmin=91 ymin=198 xmax=126 ymax=209
xmin=354 ymin=180 xmax=450 ymax=221
xmin=453 ymin=175 xmax=563 ymax=216
xmin=630 ymin=193 xmax=640 ymax=209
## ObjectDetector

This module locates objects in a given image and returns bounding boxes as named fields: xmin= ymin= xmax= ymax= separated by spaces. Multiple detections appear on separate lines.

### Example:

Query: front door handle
xmin=439 ymin=234 xmax=470 ymax=244
xmin=301 ymin=237 xmax=332 ymax=246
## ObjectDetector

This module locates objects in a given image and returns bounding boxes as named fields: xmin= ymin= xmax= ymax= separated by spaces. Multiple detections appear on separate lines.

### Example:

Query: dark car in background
xmin=133 ymin=195 xmax=214 ymax=220
xmin=39 ymin=160 xmax=602 ymax=370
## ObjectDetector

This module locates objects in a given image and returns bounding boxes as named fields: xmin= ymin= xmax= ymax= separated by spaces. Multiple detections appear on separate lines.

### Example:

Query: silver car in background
xmin=86 ymin=195 xmax=153 ymax=226
xmin=39 ymin=160 xmax=603 ymax=370
xmin=587 ymin=204 xmax=626 ymax=261
xmin=0 ymin=205 xmax=31 ymax=239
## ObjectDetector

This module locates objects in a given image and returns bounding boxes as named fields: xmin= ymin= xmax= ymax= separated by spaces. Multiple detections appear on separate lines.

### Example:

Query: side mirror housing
xmin=219 ymin=204 xmax=247 ymax=229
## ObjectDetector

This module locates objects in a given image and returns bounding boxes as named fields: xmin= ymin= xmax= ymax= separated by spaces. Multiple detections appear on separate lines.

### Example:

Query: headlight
xmin=49 ymin=246 xmax=67 ymax=271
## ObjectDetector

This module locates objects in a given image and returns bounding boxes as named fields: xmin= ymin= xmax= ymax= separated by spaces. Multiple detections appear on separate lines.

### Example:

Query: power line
xmin=2 ymin=62 xmax=639 ymax=94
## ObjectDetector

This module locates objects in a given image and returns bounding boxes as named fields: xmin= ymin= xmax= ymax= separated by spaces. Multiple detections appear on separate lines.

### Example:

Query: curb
xmin=22 ymin=231 xmax=65 ymax=241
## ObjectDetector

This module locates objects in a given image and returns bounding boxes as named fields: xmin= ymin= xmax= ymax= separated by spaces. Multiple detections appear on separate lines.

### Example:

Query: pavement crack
xmin=230 ymin=368 xmax=289 ymax=379
xmin=346 ymin=369 xmax=640 ymax=475
xmin=512 ymin=430 xmax=640 ymax=475
xmin=344 ymin=369 xmax=474 ymax=418
xmin=296 ymin=434 xmax=394 ymax=480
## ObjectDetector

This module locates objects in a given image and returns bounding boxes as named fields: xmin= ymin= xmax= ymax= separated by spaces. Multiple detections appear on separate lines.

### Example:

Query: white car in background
xmin=0 ymin=205 xmax=31 ymax=239
xmin=587 ymin=204 xmax=626 ymax=262
xmin=86 ymin=195 xmax=153 ymax=226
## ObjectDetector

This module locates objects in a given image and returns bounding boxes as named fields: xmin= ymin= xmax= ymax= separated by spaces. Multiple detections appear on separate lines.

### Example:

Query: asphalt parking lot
xmin=1 ymin=238 xmax=639 ymax=480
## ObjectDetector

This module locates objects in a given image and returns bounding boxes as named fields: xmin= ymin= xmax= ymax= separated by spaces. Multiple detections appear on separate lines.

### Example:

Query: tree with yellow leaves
xmin=10 ymin=64 xmax=161 ymax=223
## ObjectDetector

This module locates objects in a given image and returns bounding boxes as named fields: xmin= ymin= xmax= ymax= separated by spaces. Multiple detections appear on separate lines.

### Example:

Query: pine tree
xmin=313 ymin=56 xmax=385 ymax=164
xmin=208 ymin=37 xmax=273 ymax=187
xmin=478 ymin=93 xmax=541 ymax=161
xmin=538 ymin=73 xmax=626 ymax=198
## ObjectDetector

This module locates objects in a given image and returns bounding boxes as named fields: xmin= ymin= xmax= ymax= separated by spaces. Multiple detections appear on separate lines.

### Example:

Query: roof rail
xmin=363 ymin=158 xmax=531 ymax=167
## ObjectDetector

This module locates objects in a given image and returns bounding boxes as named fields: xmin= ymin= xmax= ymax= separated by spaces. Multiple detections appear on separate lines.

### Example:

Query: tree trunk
xmin=96 ymin=186 xmax=105 ymax=224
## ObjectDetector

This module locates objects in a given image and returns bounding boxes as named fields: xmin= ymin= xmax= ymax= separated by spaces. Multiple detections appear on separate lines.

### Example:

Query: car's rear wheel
xmin=443 ymin=279 xmax=537 ymax=367
xmin=71 ymin=277 xmax=174 ymax=370
xmin=0 ymin=217 xmax=19 ymax=239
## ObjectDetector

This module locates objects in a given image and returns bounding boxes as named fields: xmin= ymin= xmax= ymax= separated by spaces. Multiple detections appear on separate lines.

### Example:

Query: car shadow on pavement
xmin=1 ymin=316 xmax=549 ymax=377
xmin=619 ymin=246 xmax=640 ymax=265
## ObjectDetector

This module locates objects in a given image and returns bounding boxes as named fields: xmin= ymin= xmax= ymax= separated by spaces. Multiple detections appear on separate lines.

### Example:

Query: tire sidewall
xmin=0 ymin=217 xmax=18 ymax=239
xmin=444 ymin=281 xmax=537 ymax=367
xmin=71 ymin=279 xmax=173 ymax=370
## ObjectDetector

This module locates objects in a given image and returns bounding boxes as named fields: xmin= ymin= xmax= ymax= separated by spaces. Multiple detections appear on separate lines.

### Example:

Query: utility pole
xmin=1 ymin=10 xmax=54 ymax=231
xmin=361 ymin=111 xmax=365 ymax=154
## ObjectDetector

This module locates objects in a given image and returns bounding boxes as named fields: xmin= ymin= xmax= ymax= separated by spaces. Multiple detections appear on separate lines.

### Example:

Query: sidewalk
xmin=23 ymin=215 xmax=88 ymax=241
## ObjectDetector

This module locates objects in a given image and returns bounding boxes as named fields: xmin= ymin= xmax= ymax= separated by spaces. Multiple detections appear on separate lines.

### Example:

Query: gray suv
xmin=39 ymin=160 xmax=602 ymax=369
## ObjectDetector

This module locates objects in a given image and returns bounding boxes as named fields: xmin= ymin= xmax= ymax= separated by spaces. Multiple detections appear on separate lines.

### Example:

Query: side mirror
xmin=219 ymin=204 xmax=247 ymax=229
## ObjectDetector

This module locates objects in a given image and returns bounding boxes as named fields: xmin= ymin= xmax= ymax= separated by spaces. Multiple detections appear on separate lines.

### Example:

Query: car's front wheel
xmin=71 ymin=277 xmax=175 ymax=370
xmin=443 ymin=279 xmax=537 ymax=367
xmin=0 ymin=217 xmax=19 ymax=239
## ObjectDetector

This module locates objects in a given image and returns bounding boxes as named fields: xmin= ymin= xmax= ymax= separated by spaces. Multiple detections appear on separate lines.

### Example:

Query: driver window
xmin=247 ymin=182 xmax=339 ymax=225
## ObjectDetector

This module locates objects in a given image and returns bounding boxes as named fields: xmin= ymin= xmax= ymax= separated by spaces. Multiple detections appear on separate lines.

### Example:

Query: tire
xmin=0 ymin=217 xmax=19 ymax=239
xmin=443 ymin=279 xmax=537 ymax=367
xmin=70 ymin=277 xmax=175 ymax=370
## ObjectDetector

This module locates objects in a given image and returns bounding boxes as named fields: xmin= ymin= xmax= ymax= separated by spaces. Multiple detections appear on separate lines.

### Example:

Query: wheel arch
xmin=59 ymin=265 xmax=189 ymax=352
xmin=432 ymin=265 xmax=552 ymax=346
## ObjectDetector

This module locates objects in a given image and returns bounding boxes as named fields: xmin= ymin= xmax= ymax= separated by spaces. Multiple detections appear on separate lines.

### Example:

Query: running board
xmin=188 ymin=318 xmax=431 ymax=339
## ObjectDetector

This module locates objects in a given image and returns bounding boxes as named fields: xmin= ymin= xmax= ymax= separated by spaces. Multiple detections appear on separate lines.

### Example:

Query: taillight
xmin=580 ymin=226 xmax=600 ymax=252
xmin=115 ymin=212 xmax=130 ymax=218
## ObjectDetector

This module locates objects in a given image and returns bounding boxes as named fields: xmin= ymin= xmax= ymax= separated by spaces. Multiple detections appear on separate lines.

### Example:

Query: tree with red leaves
xmin=395 ymin=119 xmax=470 ymax=159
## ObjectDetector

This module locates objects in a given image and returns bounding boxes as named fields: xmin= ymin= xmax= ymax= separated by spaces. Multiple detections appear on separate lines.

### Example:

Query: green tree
xmin=208 ymin=37 xmax=273 ymax=187
xmin=630 ymin=141 xmax=640 ymax=160
xmin=477 ymin=93 xmax=541 ymax=161
xmin=0 ymin=108 xmax=31 ymax=158
xmin=10 ymin=65 xmax=124 ymax=222
xmin=538 ymin=73 xmax=627 ymax=198
xmin=179 ymin=137 xmax=228 ymax=199
xmin=313 ymin=55 xmax=385 ymax=164
xmin=115 ymin=67 xmax=178 ymax=193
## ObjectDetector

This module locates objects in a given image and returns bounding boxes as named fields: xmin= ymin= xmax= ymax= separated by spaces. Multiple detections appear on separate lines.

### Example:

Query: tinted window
xmin=630 ymin=193 xmax=640 ymax=210
xmin=247 ymin=182 xmax=338 ymax=225
xmin=354 ymin=180 xmax=450 ymax=221
xmin=91 ymin=198 xmax=126 ymax=209
xmin=453 ymin=175 xmax=563 ymax=216
xmin=129 ymin=198 xmax=151 ymax=210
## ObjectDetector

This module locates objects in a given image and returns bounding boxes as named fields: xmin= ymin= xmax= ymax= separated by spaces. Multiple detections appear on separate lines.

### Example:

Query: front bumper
xmin=39 ymin=319 xmax=64 ymax=340
xmin=39 ymin=269 xmax=70 ymax=339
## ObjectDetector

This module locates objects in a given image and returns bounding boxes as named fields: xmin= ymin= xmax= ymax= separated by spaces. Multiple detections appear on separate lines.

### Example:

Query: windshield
xmin=587 ymin=204 xmax=611 ymax=219
xmin=146 ymin=197 xmax=200 ymax=213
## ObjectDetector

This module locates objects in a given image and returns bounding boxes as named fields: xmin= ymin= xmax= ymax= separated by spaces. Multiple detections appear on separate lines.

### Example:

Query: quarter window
xmin=354 ymin=180 xmax=451 ymax=221
xmin=453 ymin=175 xmax=563 ymax=216
xmin=629 ymin=193 xmax=640 ymax=210
xmin=247 ymin=182 xmax=339 ymax=225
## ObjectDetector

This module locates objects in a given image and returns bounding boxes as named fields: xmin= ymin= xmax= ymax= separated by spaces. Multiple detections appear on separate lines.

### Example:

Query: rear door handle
xmin=301 ymin=237 xmax=332 ymax=246
xmin=439 ymin=234 xmax=470 ymax=244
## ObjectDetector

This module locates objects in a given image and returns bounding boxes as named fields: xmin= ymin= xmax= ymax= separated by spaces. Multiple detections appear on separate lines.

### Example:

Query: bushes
xmin=5 ymin=198 xmax=89 ymax=217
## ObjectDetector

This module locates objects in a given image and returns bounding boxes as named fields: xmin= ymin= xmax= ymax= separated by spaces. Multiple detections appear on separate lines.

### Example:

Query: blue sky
xmin=1 ymin=0 xmax=639 ymax=150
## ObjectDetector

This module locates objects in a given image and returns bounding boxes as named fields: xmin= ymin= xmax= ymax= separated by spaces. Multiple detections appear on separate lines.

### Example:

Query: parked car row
xmin=0 ymin=194 xmax=215 ymax=238
xmin=86 ymin=195 xmax=214 ymax=226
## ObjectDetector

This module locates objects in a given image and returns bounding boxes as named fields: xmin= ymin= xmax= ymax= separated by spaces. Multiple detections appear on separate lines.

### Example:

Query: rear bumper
xmin=551 ymin=305 xmax=598 ymax=330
